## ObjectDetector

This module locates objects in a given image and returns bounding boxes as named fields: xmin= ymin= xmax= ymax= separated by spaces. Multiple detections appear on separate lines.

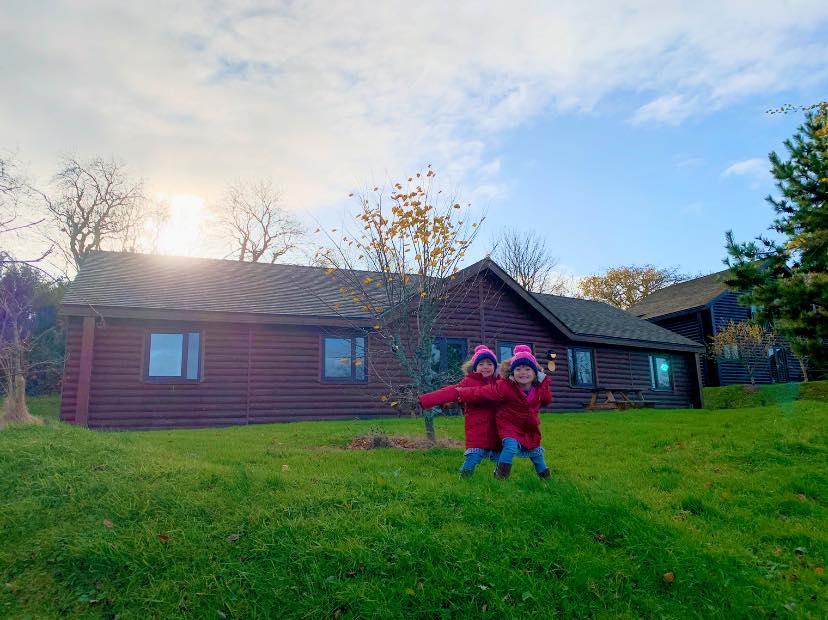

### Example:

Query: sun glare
xmin=152 ymin=193 xmax=207 ymax=256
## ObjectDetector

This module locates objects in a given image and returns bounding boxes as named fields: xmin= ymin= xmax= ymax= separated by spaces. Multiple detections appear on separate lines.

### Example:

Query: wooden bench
xmin=584 ymin=387 xmax=656 ymax=411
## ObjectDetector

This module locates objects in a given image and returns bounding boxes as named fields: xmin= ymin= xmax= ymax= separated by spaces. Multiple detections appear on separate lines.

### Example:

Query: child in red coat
xmin=455 ymin=345 xmax=552 ymax=480
xmin=418 ymin=345 xmax=500 ymax=477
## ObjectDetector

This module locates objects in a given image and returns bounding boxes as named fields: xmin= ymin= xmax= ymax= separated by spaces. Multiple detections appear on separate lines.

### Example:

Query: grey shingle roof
xmin=63 ymin=251 xmax=702 ymax=351
xmin=532 ymin=293 xmax=703 ymax=350
xmin=62 ymin=251 xmax=378 ymax=318
xmin=627 ymin=269 xmax=731 ymax=319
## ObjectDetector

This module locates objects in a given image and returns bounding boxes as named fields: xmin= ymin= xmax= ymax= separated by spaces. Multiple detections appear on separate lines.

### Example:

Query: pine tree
xmin=724 ymin=112 xmax=828 ymax=377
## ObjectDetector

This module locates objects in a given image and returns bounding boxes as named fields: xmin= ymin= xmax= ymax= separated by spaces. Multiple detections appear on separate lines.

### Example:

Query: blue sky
xmin=2 ymin=1 xmax=827 ymax=277
xmin=475 ymin=97 xmax=812 ymax=277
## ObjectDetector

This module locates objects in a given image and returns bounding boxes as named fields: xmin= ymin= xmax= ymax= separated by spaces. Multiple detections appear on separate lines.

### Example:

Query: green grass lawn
xmin=1 ymin=396 xmax=827 ymax=619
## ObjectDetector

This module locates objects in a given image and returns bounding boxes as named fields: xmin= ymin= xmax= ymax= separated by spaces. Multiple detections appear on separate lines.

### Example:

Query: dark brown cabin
xmin=59 ymin=252 xmax=705 ymax=429
xmin=629 ymin=269 xmax=804 ymax=386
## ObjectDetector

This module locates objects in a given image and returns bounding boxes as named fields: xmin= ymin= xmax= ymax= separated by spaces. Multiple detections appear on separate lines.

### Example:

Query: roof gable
xmin=628 ymin=269 xmax=731 ymax=320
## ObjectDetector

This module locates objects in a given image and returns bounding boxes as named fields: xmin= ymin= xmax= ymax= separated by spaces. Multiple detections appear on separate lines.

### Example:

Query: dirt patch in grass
xmin=347 ymin=431 xmax=463 ymax=450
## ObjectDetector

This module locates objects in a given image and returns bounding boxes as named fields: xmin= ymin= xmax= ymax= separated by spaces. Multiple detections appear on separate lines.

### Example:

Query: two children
xmin=418 ymin=344 xmax=552 ymax=480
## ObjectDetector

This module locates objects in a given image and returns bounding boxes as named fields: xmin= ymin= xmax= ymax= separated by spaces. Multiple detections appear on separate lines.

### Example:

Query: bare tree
xmin=219 ymin=180 xmax=304 ymax=263
xmin=316 ymin=167 xmax=483 ymax=441
xmin=492 ymin=228 xmax=568 ymax=293
xmin=122 ymin=196 xmax=171 ymax=255
xmin=579 ymin=264 xmax=688 ymax=309
xmin=1 ymin=153 xmax=50 ymax=266
xmin=40 ymin=156 xmax=144 ymax=268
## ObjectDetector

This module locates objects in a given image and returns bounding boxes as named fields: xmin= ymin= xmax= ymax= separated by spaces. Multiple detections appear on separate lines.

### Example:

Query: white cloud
xmin=722 ymin=158 xmax=769 ymax=179
xmin=631 ymin=94 xmax=698 ymax=126
xmin=1 ymin=0 xmax=827 ymax=235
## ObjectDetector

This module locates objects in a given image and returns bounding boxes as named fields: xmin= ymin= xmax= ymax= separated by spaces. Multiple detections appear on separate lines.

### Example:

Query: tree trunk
xmin=423 ymin=409 xmax=436 ymax=444
xmin=1 ymin=375 xmax=40 ymax=427
xmin=798 ymin=357 xmax=809 ymax=383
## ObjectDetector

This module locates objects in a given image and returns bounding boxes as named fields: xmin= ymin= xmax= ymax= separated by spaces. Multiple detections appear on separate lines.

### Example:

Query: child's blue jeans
xmin=498 ymin=438 xmax=548 ymax=473
xmin=460 ymin=448 xmax=500 ymax=473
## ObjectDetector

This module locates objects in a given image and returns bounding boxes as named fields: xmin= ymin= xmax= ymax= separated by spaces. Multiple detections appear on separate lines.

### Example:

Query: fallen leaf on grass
xmin=594 ymin=533 xmax=608 ymax=544
xmin=773 ymin=547 xmax=783 ymax=557
xmin=282 ymin=464 xmax=289 ymax=471
xmin=482 ymin=604 xmax=488 ymax=612
xmin=158 ymin=533 xmax=170 ymax=543
xmin=92 ymin=464 xmax=106 ymax=471
xmin=663 ymin=572 xmax=675 ymax=584
xmin=103 ymin=519 xmax=113 ymax=529
xmin=797 ymin=493 xmax=807 ymax=502
xmin=405 ymin=588 xmax=415 ymax=596
xmin=815 ymin=566 xmax=824 ymax=574
xmin=226 ymin=534 xmax=241 ymax=543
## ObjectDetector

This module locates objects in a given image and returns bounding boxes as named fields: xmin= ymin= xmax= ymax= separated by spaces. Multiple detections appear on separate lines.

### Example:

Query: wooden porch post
xmin=692 ymin=352 xmax=705 ymax=410
xmin=74 ymin=316 xmax=96 ymax=426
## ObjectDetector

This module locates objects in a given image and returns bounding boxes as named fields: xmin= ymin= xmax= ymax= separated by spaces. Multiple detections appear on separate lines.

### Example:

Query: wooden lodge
xmin=629 ymin=269 xmax=804 ymax=386
xmin=59 ymin=252 xmax=705 ymax=429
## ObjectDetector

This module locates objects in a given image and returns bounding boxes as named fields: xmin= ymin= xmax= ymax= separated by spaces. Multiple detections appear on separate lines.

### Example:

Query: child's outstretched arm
xmin=456 ymin=381 xmax=505 ymax=405
xmin=418 ymin=385 xmax=461 ymax=409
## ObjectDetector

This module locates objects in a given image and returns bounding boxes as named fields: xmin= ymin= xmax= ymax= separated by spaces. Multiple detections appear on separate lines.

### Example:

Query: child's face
xmin=513 ymin=365 xmax=536 ymax=386
xmin=476 ymin=359 xmax=495 ymax=377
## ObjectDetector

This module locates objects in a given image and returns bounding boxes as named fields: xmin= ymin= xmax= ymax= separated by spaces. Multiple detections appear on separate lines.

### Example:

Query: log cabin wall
xmin=60 ymin=272 xmax=702 ymax=429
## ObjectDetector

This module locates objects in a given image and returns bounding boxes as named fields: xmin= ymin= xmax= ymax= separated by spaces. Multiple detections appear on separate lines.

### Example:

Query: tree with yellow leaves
xmin=578 ymin=265 xmax=688 ymax=309
xmin=707 ymin=321 xmax=777 ymax=385
xmin=315 ymin=167 xmax=483 ymax=441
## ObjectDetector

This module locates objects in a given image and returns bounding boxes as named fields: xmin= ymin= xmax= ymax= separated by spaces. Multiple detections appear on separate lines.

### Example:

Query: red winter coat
xmin=418 ymin=372 xmax=500 ymax=450
xmin=456 ymin=374 xmax=552 ymax=449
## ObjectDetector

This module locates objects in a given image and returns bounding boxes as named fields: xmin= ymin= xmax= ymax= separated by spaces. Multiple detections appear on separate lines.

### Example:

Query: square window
xmin=567 ymin=347 xmax=595 ymax=387
xmin=146 ymin=331 xmax=201 ymax=381
xmin=323 ymin=336 xmax=368 ymax=382
xmin=497 ymin=341 xmax=532 ymax=362
xmin=431 ymin=337 xmax=467 ymax=377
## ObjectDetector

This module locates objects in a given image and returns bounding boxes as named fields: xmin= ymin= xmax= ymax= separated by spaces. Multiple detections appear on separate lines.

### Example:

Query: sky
xmin=2 ymin=1 xmax=827 ymax=279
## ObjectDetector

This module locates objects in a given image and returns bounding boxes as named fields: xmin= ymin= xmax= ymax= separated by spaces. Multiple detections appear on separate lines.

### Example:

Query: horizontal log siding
xmin=653 ymin=311 xmax=717 ymax=387
xmin=248 ymin=326 xmax=402 ymax=423
xmin=711 ymin=292 xmax=804 ymax=385
xmin=60 ymin=271 xmax=702 ymax=429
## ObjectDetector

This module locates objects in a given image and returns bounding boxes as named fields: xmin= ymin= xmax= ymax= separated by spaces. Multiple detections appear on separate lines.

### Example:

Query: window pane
xmin=567 ymin=349 xmax=574 ymax=383
xmin=446 ymin=342 xmax=465 ymax=370
xmin=186 ymin=332 xmax=200 ymax=379
xmin=499 ymin=344 xmax=514 ymax=361
xmin=653 ymin=356 xmax=671 ymax=389
xmin=149 ymin=333 xmax=184 ymax=377
xmin=431 ymin=340 xmax=442 ymax=373
xmin=354 ymin=337 xmax=366 ymax=380
xmin=574 ymin=350 xmax=594 ymax=386
xmin=324 ymin=337 xmax=352 ymax=378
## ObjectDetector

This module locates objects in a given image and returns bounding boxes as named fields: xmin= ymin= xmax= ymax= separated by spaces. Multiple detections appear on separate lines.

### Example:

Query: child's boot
xmin=494 ymin=463 xmax=512 ymax=480
xmin=537 ymin=468 xmax=551 ymax=480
